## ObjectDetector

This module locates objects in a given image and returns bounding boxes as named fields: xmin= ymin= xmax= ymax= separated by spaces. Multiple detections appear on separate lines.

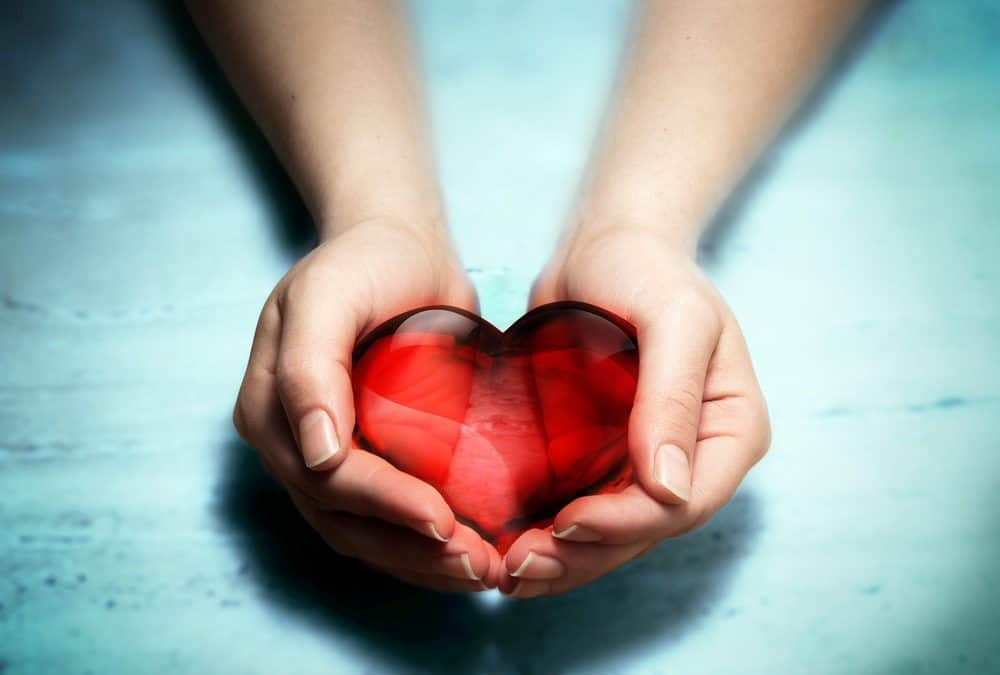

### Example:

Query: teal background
xmin=2 ymin=1 xmax=999 ymax=673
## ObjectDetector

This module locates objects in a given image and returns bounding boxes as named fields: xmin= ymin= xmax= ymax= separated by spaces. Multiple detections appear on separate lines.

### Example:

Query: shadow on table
xmin=214 ymin=439 xmax=762 ymax=675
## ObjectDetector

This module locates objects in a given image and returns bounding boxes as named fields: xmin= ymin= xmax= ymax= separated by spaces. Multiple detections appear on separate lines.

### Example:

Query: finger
xmin=629 ymin=297 xmax=721 ymax=504
xmin=289 ymin=494 xmax=471 ymax=592
xmin=294 ymin=503 xmax=493 ymax=586
xmin=551 ymin=483 xmax=693 ymax=546
xmin=483 ymin=540 xmax=505 ymax=589
xmin=233 ymin=298 xmax=283 ymax=441
xmin=370 ymin=534 xmax=504 ymax=591
xmin=551 ymin=397 xmax=768 ymax=545
xmin=686 ymin=323 xmax=770 ymax=518
xmin=498 ymin=528 xmax=649 ymax=597
xmin=232 ymin=302 xmax=305 ymax=494
xmin=701 ymin=321 xmax=771 ymax=458
xmin=275 ymin=273 xmax=362 ymax=471
xmin=236 ymin=364 xmax=459 ymax=542
xmin=280 ymin=443 xmax=460 ymax=542
xmin=683 ymin=400 xmax=770 ymax=522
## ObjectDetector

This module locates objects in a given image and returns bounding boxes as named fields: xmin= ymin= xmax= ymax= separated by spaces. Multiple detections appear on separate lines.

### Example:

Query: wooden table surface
xmin=2 ymin=2 xmax=998 ymax=673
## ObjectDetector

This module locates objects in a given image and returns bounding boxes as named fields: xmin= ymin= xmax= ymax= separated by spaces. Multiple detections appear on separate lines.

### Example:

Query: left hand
xmin=499 ymin=225 xmax=771 ymax=597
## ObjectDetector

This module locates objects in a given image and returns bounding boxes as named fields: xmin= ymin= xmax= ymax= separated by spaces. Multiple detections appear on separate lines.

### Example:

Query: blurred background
xmin=1 ymin=1 xmax=998 ymax=673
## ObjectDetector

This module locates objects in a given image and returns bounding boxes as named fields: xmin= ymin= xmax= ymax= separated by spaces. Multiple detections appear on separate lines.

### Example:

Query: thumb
xmin=275 ymin=290 xmax=360 ymax=472
xmin=628 ymin=302 xmax=719 ymax=504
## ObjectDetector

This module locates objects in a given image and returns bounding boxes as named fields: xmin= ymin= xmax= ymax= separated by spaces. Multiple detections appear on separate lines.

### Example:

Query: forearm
xmin=187 ymin=0 xmax=443 ymax=240
xmin=577 ymin=0 xmax=867 ymax=254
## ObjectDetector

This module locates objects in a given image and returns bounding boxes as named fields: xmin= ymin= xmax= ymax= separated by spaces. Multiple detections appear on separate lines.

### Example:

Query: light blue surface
xmin=1 ymin=2 xmax=999 ymax=674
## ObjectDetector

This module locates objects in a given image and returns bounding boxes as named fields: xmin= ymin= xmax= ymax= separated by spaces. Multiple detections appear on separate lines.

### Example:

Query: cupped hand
xmin=500 ymin=226 xmax=771 ymax=597
xmin=233 ymin=218 xmax=503 ymax=591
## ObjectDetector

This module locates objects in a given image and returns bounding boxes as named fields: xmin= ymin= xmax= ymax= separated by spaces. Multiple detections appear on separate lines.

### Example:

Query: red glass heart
xmin=351 ymin=301 xmax=639 ymax=553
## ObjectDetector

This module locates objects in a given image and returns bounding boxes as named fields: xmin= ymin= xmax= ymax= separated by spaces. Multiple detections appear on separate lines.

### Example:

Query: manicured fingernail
xmin=422 ymin=522 xmax=449 ymax=542
xmin=299 ymin=409 xmax=340 ymax=469
xmin=553 ymin=524 xmax=603 ymax=542
xmin=510 ymin=552 xmax=565 ymax=580
xmin=433 ymin=553 xmax=480 ymax=580
xmin=654 ymin=443 xmax=691 ymax=501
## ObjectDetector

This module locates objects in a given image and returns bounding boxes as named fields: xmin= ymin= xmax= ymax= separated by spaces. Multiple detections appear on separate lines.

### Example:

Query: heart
xmin=351 ymin=301 xmax=639 ymax=553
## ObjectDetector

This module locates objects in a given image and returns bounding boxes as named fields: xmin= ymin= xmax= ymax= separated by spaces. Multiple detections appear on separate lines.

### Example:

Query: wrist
xmin=316 ymin=211 xmax=458 ymax=270
xmin=568 ymin=205 xmax=700 ymax=261
xmin=317 ymin=209 xmax=448 ymax=244
xmin=306 ymin=155 xmax=447 ymax=245
xmin=314 ymin=189 xmax=448 ymax=246
xmin=571 ymin=178 xmax=713 ymax=258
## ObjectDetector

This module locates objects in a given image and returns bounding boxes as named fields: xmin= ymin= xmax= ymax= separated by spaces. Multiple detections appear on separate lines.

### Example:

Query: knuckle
xmin=232 ymin=399 xmax=249 ymax=439
xmin=254 ymin=296 xmax=280 ymax=336
xmin=671 ymin=287 xmax=710 ymax=317
xmin=231 ymin=395 xmax=265 ymax=448
xmin=667 ymin=383 xmax=703 ymax=416
xmin=274 ymin=354 xmax=314 ymax=400
xmin=668 ymin=286 xmax=704 ymax=313
xmin=668 ymin=290 xmax=722 ymax=335
xmin=651 ymin=386 xmax=703 ymax=437
xmin=273 ymin=356 xmax=298 ymax=389
xmin=283 ymin=268 xmax=320 ymax=305
xmin=750 ymin=399 xmax=773 ymax=461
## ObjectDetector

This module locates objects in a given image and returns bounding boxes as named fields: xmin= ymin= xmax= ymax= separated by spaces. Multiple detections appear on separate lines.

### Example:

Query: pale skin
xmin=190 ymin=0 xmax=865 ymax=596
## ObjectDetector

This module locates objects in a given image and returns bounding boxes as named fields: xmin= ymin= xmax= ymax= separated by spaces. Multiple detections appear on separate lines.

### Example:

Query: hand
xmin=233 ymin=217 xmax=503 ymax=592
xmin=499 ymin=226 xmax=771 ymax=597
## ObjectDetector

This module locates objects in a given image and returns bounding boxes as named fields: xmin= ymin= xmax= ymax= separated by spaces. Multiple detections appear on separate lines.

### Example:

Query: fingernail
xmin=299 ymin=409 xmax=340 ymax=469
xmin=654 ymin=443 xmax=692 ymax=501
xmin=552 ymin=524 xmax=603 ymax=542
xmin=510 ymin=552 xmax=565 ymax=580
xmin=433 ymin=553 xmax=480 ymax=580
xmin=422 ymin=522 xmax=449 ymax=542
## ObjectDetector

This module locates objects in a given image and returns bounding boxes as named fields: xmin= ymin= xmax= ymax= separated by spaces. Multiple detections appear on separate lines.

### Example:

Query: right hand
xmin=233 ymin=217 xmax=503 ymax=591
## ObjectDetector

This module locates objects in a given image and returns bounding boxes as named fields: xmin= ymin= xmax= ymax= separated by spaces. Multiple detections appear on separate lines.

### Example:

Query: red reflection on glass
xmin=352 ymin=302 xmax=639 ymax=552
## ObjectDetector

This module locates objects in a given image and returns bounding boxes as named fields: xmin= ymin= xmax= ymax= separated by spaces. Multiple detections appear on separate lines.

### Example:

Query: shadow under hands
xmin=213 ymin=439 xmax=486 ymax=668
xmin=698 ymin=0 xmax=902 ymax=267
xmin=215 ymin=438 xmax=762 ymax=675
